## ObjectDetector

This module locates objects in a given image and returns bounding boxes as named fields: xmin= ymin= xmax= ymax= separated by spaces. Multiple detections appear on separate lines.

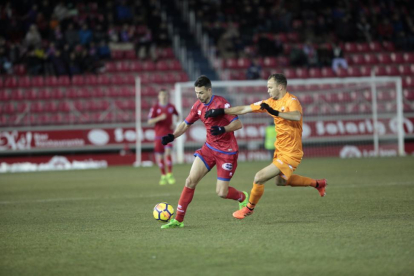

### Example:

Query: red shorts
xmin=154 ymin=138 xmax=173 ymax=154
xmin=194 ymin=144 xmax=238 ymax=181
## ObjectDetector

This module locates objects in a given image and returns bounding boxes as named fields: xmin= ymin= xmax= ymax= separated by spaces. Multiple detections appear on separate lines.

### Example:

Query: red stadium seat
xmin=49 ymin=88 xmax=64 ymax=99
xmin=58 ymin=101 xmax=71 ymax=112
xmin=30 ymin=101 xmax=43 ymax=113
xmin=142 ymin=61 xmax=156 ymax=71
xmin=382 ymin=41 xmax=395 ymax=51
xmin=237 ymin=57 xmax=250 ymax=69
xmin=14 ymin=64 xmax=26 ymax=75
xmin=19 ymin=76 xmax=31 ymax=88
xmin=178 ymin=72 xmax=189 ymax=82
xmin=369 ymin=42 xmax=382 ymax=52
xmin=130 ymin=61 xmax=143 ymax=72
xmin=377 ymin=53 xmax=392 ymax=64
xmin=0 ymin=89 xmax=10 ymax=101
xmin=403 ymin=77 xmax=414 ymax=88
xmin=321 ymin=67 xmax=335 ymax=78
xmin=359 ymin=66 xmax=372 ymax=76
xmin=385 ymin=65 xmax=399 ymax=76
xmin=344 ymin=42 xmax=358 ymax=53
xmin=308 ymin=68 xmax=322 ymax=78
xmin=225 ymin=58 xmax=238 ymax=69
xmin=295 ymin=68 xmax=309 ymax=78
xmin=283 ymin=68 xmax=297 ymax=79
xmin=105 ymin=62 xmax=117 ymax=72
xmin=373 ymin=66 xmax=387 ymax=76
xmin=66 ymin=88 xmax=78 ymax=98
xmin=58 ymin=76 xmax=70 ymax=86
xmin=72 ymin=75 xmax=85 ymax=86
xmin=96 ymin=75 xmax=111 ymax=85
xmin=4 ymin=77 xmax=18 ymax=88
xmin=111 ymin=50 xmax=124 ymax=60
xmin=169 ymin=60 xmax=182 ymax=70
xmin=335 ymin=68 xmax=348 ymax=77
xmin=404 ymin=53 xmax=414 ymax=64
xmin=108 ymin=87 xmax=120 ymax=97
xmin=155 ymin=60 xmax=169 ymax=71
xmin=404 ymin=89 xmax=414 ymax=100
xmin=276 ymin=56 xmax=289 ymax=66
xmin=1 ymin=102 xmax=15 ymax=114
xmin=31 ymin=76 xmax=44 ymax=87
xmin=43 ymin=101 xmax=58 ymax=112
xmin=124 ymin=50 xmax=136 ymax=59
xmin=347 ymin=67 xmax=361 ymax=77
xmin=45 ymin=76 xmax=58 ymax=86
xmin=263 ymin=57 xmax=277 ymax=68
xmin=84 ymin=75 xmax=98 ymax=85
xmin=90 ymin=87 xmax=106 ymax=97
xmin=25 ymin=88 xmax=38 ymax=100
xmin=117 ymin=61 xmax=130 ymax=72
xmin=363 ymin=53 xmax=378 ymax=65
xmin=10 ymin=89 xmax=25 ymax=101
xmin=390 ymin=53 xmax=404 ymax=63
xmin=350 ymin=54 xmax=364 ymax=65
xmin=356 ymin=43 xmax=369 ymax=52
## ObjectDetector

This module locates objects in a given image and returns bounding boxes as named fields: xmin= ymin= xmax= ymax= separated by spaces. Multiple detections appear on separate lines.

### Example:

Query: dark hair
xmin=159 ymin=89 xmax=167 ymax=93
xmin=194 ymin=75 xmax=212 ymax=88
xmin=268 ymin=74 xmax=287 ymax=88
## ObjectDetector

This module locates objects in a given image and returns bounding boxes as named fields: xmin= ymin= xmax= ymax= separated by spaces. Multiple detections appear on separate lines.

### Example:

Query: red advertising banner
xmin=1 ymin=116 xmax=413 ymax=152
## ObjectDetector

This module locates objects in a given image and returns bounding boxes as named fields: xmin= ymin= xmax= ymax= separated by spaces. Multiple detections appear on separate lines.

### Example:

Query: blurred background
xmin=0 ymin=0 xmax=413 ymax=172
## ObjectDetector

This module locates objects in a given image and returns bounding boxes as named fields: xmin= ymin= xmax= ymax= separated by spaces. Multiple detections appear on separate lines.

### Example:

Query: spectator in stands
xmin=317 ymin=44 xmax=333 ymax=67
xmin=0 ymin=37 xmax=12 ymax=74
xmin=68 ymin=52 xmax=80 ymax=75
xmin=93 ymin=24 xmax=107 ymax=43
xmin=289 ymin=46 xmax=307 ymax=67
xmin=331 ymin=43 xmax=348 ymax=73
xmin=78 ymin=24 xmax=93 ymax=46
xmin=50 ymin=50 xmax=68 ymax=76
xmin=303 ymin=40 xmax=318 ymax=68
xmin=246 ymin=59 xmax=262 ymax=80
xmin=356 ymin=17 xmax=372 ymax=42
xmin=137 ymin=26 xmax=152 ymax=59
xmin=116 ymin=0 xmax=133 ymax=23
xmin=53 ymin=2 xmax=68 ymax=22
xmin=25 ymin=46 xmax=43 ymax=75
xmin=377 ymin=19 xmax=394 ymax=41
xmin=65 ymin=23 xmax=79 ymax=47
xmin=97 ymin=40 xmax=111 ymax=59
xmin=24 ymin=24 xmax=42 ymax=49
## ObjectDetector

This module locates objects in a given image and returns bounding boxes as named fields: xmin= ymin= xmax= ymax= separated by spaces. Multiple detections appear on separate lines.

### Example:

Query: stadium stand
xmin=0 ymin=0 xmax=413 ymax=128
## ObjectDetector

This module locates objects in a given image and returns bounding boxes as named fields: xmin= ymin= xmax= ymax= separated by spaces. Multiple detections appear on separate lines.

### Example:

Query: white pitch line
xmin=0 ymin=182 xmax=413 ymax=205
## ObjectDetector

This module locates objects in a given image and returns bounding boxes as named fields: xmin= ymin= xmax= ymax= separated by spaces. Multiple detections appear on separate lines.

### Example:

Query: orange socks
xmin=286 ymin=174 xmax=316 ymax=187
xmin=247 ymin=183 xmax=264 ymax=209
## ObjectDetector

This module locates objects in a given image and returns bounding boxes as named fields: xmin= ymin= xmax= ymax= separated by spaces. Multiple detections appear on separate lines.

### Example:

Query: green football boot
xmin=161 ymin=219 xmax=184 ymax=229
xmin=166 ymin=173 xmax=176 ymax=185
xmin=159 ymin=175 xmax=167 ymax=185
xmin=239 ymin=191 xmax=249 ymax=210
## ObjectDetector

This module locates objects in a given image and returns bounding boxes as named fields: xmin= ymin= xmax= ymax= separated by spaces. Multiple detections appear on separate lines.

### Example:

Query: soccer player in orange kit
xmin=205 ymin=73 xmax=327 ymax=219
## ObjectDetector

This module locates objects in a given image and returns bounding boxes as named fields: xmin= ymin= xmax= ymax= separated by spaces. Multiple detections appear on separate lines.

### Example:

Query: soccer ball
xmin=153 ymin=202 xmax=174 ymax=222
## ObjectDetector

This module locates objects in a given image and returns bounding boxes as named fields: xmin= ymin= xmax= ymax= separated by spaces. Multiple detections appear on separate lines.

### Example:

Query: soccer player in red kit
xmin=160 ymin=75 xmax=248 ymax=229
xmin=147 ymin=89 xmax=179 ymax=185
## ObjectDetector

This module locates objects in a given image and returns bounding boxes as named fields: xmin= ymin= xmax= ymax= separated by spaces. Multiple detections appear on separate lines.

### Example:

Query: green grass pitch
xmin=1 ymin=157 xmax=414 ymax=276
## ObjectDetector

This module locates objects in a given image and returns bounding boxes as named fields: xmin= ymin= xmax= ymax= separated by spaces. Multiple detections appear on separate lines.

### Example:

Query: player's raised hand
xmin=210 ymin=126 xmax=226 ymax=136
xmin=161 ymin=134 xmax=175 ymax=145
xmin=260 ymin=103 xmax=279 ymax=116
xmin=204 ymin=108 xmax=224 ymax=119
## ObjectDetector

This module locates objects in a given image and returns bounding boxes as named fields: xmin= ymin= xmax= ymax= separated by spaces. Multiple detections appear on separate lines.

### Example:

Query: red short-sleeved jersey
xmin=148 ymin=103 xmax=178 ymax=137
xmin=185 ymin=95 xmax=239 ymax=154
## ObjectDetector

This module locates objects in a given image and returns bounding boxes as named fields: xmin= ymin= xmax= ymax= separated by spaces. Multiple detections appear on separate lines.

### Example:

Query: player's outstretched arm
xmin=148 ymin=113 xmax=167 ymax=125
xmin=205 ymin=105 xmax=252 ymax=118
xmin=161 ymin=121 xmax=190 ymax=145
xmin=260 ymin=103 xmax=301 ymax=121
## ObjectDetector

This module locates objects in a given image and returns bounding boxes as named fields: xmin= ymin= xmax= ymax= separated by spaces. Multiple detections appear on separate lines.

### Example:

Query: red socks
xmin=226 ymin=186 xmax=246 ymax=202
xmin=158 ymin=159 xmax=165 ymax=175
xmin=165 ymin=155 xmax=172 ymax=173
xmin=175 ymin=187 xmax=195 ymax=222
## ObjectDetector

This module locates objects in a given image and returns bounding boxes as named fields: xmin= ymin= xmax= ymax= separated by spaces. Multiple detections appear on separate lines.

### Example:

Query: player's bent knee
xmin=253 ymin=172 xmax=266 ymax=184
xmin=185 ymin=177 xmax=197 ymax=189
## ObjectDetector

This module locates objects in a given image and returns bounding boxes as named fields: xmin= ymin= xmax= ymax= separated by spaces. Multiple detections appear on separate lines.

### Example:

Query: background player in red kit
xmin=160 ymin=75 xmax=248 ymax=229
xmin=147 ymin=89 xmax=179 ymax=185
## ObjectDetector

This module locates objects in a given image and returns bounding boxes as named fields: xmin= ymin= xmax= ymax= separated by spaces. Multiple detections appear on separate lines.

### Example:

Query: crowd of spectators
xmin=0 ymin=0 xmax=171 ymax=76
xmin=192 ymin=0 xmax=414 ymax=66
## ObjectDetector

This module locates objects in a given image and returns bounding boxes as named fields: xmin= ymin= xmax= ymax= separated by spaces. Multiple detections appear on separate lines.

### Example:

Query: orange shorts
xmin=272 ymin=153 xmax=301 ymax=180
